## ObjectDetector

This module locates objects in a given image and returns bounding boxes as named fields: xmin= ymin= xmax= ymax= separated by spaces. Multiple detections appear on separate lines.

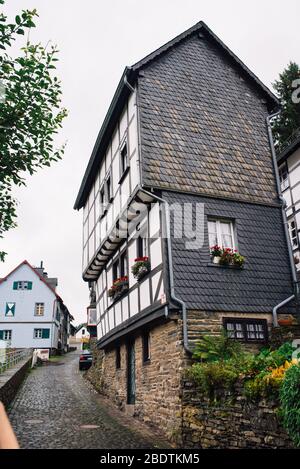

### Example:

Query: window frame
xmin=223 ymin=317 xmax=268 ymax=344
xmin=105 ymin=171 xmax=113 ymax=204
xmin=3 ymin=330 xmax=12 ymax=341
xmin=34 ymin=328 xmax=43 ymax=339
xmin=34 ymin=302 xmax=45 ymax=316
xmin=142 ymin=331 xmax=151 ymax=364
xmin=288 ymin=218 xmax=298 ymax=249
xmin=119 ymin=139 xmax=129 ymax=182
xmin=279 ymin=163 xmax=289 ymax=192
xmin=208 ymin=218 xmax=236 ymax=251
xmin=116 ymin=345 xmax=121 ymax=369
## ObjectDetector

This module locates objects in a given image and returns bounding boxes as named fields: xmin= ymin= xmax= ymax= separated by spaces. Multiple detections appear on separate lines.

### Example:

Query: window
xmin=13 ymin=281 xmax=32 ymax=290
xmin=137 ymin=236 xmax=148 ymax=258
xmin=100 ymin=184 xmax=106 ymax=217
xmin=142 ymin=331 xmax=150 ymax=363
xmin=82 ymin=329 xmax=85 ymax=335
xmin=34 ymin=328 xmax=50 ymax=339
xmin=279 ymin=164 xmax=289 ymax=191
xmin=120 ymin=251 xmax=128 ymax=277
xmin=106 ymin=174 xmax=112 ymax=203
xmin=224 ymin=318 xmax=268 ymax=343
xmin=116 ymin=346 xmax=121 ymax=369
xmin=112 ymin=250 xmax=128 ymax=281
xmin=1 ymin=330 xmax=12 ymax=341
xmin=113 ymin=260 xmax=119 ymax=282
xmin=208 ymin=219 xmax=235 ymax=250
xmin=120 ymin=142 xmax=128 ymax=176
xmin=288 ymin=219 xmax=298 ymax=248
xmin=5 ymin=302 xmax=15 ymax=317
xmin=35 ymin=303 xmax=44 ymax=316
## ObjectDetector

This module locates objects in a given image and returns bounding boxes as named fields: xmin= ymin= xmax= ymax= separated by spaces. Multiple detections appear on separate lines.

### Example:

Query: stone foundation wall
xmin=94 ymin=317 xmax=187 ymax=441
xmin=182 ymin=379 xmax=294 ymax=449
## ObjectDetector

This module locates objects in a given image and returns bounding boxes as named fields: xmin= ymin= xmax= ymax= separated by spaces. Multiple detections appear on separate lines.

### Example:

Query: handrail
xmin=0 ymin=348 xmax=32 ymax=374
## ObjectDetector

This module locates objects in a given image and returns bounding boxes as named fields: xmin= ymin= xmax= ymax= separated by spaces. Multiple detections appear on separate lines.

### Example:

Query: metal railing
xmin=0 ymin=348 xmax=32 ymax=374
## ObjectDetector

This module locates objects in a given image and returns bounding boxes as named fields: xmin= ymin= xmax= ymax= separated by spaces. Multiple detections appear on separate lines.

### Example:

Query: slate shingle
xmin=138 ymin=33 xmax=278 ymax=205
xmin=162 ymin=191 xmax=294 ymax=313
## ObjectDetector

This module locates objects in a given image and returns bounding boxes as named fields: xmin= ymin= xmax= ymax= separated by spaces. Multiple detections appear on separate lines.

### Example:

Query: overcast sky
xmin=1 ymin=0 xmax=299 ymax=325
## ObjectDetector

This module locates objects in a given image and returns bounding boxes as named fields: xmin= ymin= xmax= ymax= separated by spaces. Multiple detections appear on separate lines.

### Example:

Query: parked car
xmin=79 ymin=350 xmax=93 ymax=370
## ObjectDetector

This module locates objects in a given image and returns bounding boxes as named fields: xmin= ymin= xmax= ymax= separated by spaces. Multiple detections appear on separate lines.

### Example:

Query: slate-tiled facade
xmin=162 ymin=190 xmax=293 ymax=312
xmin=138 ymin=33 xmax=278 ymax=205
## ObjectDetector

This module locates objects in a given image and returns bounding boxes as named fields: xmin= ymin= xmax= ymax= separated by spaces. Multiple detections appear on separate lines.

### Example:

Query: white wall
xmin=0 ymin=263 xmax=58 ymax=348
xmin=82 ymin=89 xmax=140 ymax=271
xmin=96 ymin=201 xmax=166 ymax=341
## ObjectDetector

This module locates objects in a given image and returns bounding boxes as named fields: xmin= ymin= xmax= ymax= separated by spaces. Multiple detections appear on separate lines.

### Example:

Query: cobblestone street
xmin=8 ymin=350 xmax=168 ymax=449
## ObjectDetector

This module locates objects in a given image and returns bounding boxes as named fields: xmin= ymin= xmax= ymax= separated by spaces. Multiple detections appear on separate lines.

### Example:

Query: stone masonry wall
xmin=95 ymin=316 xmax=187 ymax=442
xmin=182 ymin=379 xmax=294 ymax=449
xmin=0 ymin=358 xmax=31 ymax=408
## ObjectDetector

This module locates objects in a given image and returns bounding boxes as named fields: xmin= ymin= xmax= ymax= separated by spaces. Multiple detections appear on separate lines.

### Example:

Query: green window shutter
xmin=27 ymin=281 xmax=32 ymax=290
xmin=13 ymin=282 xmax=18 ymax=290
xmin=5 ymin=303 xmax=15 ymax=317
xmin=42 ymin=329 xmax=50 ymax=339
xmin=0 ymin=331 xmax=3 ymax=340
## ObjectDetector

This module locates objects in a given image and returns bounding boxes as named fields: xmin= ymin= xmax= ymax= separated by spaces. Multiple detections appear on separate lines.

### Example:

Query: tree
xmin=0 ymin=0 xmax=67 ymax=260
xmin=272 ymin=62 xmax=300 ymax=152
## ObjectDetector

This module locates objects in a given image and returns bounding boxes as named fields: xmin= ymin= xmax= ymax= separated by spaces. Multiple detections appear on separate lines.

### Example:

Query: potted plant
xmin=210 ymin=245 xmax=223 ymax=264
xmin=232 ymin=251 xmax=245 ymax=267
xmin=107 ymin=276 xmax=129 ymax=300
xmin=219 ymin=248 xmax=233 ymax=266
xmin=113 ymin=276 xmax=129 ymax=299
xmin=132 ymin=256 xmax=151 ymax=281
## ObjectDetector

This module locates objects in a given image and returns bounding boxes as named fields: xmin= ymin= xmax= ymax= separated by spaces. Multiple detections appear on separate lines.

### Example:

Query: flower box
xmin=108 ymin=276 xmax=129 ymax=300
xmin=131 ymin=256 xmax=151 ymax=281
xmin=210 ymin=245 xmax=245 ymax=268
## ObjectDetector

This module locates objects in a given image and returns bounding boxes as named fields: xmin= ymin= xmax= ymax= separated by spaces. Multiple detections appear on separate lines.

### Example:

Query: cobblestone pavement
xmin=9 ymin=350 xmax=168 ymax=449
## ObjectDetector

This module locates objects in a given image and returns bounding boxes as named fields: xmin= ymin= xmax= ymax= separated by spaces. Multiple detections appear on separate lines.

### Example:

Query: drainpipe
xmin=266 ymin=111 xmax=298 ymax=326
xmin=139 ymin=187 xmax=193 ymax=354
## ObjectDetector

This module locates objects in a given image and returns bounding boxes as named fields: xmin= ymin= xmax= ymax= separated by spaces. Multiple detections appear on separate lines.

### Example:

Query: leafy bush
xmin=280 ymin=364 xmax=300 ymax=447
xmin=189 ymin=362 xmax=239 ymax=399
xmin=192 ymin=330 xmax=243 ymax=362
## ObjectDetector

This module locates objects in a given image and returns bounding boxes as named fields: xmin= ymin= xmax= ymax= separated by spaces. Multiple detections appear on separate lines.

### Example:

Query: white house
xmin=0 ymin=260 xmax=72 ymax=352
xmin=277 ymin=134 xmax=300 ymax=267
xmin=70 ymin=323 xmax=90 ymax=350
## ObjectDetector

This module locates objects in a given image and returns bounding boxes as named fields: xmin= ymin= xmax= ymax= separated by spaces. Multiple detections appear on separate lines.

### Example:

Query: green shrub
xmin=280 ymin=364 xmax=300 ymax=447
xmin=189 ymin=361 xmax=239 ymax=399
xmin=192 ymin=330 xmax=243 ymax=362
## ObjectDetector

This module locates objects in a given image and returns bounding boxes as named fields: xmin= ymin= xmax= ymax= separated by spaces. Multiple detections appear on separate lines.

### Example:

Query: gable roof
xmin=74 ymin=20 xmax=279 ymax=210
xmin=0 ymin=260 xmax=62 ymax=301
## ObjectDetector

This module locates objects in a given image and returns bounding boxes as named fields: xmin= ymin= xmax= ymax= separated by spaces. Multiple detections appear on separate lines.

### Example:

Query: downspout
xmin=266 ymin=111 xmax=298 ymax=326
xmin=139 ymin=187 xmax=193 ymax=354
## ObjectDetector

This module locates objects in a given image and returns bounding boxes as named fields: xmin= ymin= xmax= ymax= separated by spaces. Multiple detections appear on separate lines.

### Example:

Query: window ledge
xmin=207 ymin=263 xmax=245 ymax=270
xmin=118 ymin=166 xmax=130 ymax=185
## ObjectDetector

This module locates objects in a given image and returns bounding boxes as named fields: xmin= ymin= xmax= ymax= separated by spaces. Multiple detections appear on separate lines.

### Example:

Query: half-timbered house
xmin=74 ymin=22 xmax=296 ymax=436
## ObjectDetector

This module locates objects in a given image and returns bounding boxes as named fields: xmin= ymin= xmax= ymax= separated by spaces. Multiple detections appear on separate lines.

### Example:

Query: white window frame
xmin=34 ymin=328 xmax=43 ymax=339
xmin=120 ymin=139 xmax=129 ymax=177
xmin=288 ymin=219 xmax=298 ymax=249
xmin=35 ymin=303 xmax=45 ymax=316
xmin=208 ymin=218 xmax=236 ymax=250
xmin=279 ymin=163 xmax=289 ymax=191
xmin=3 ymin=330 xmax=12 ymax=341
